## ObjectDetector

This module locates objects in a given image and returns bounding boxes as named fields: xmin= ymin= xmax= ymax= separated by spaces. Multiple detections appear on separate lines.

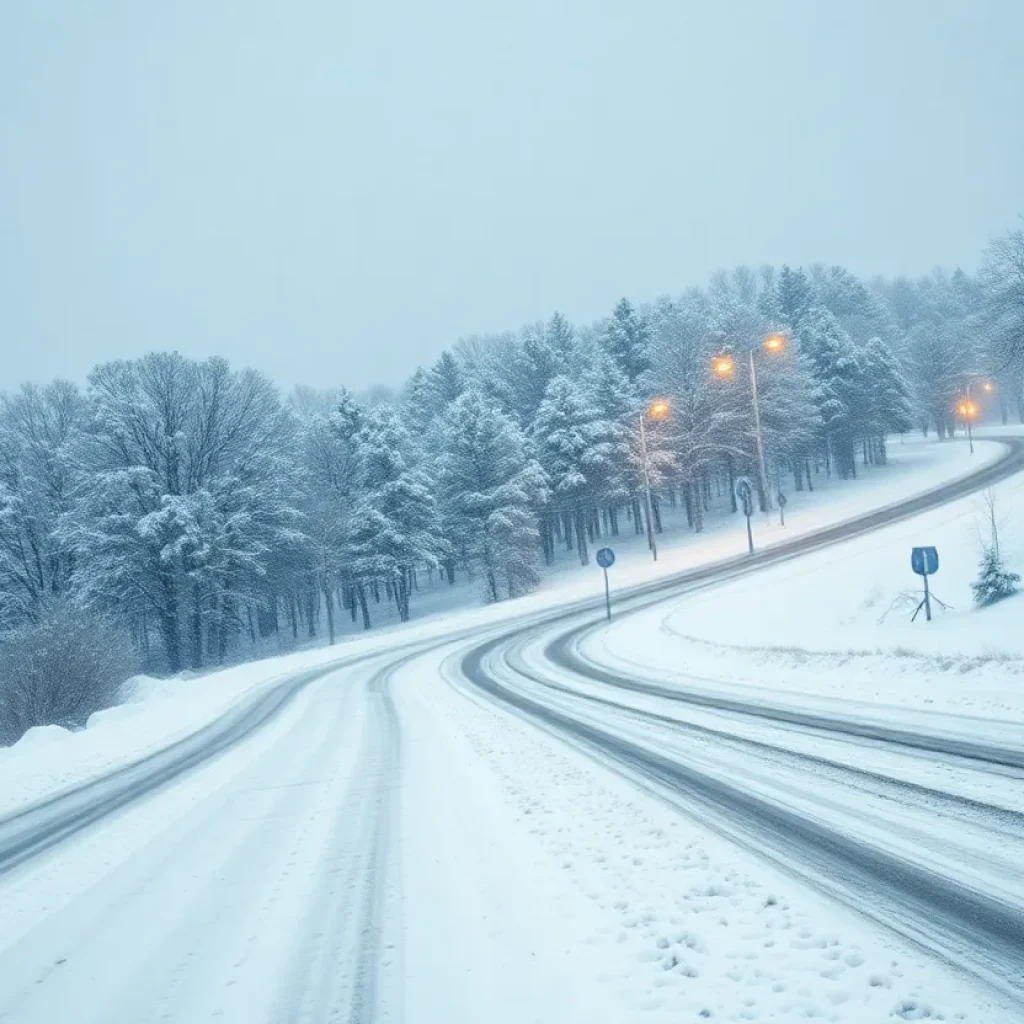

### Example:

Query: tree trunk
xmin=305 ymin=591 xmax=316 ymax=639
xmin=357 ymin=583 xmax=371 ymax=630
xmin=690 ymin=484 xmax=704 ymax=533
xmin=189 ymin=587 xmax=203 ymax=670
xmin=322 ymin=583 xmax=336 ymax=645
xmin=160 ymin=610 xmax=181 ymax=674
xmin=218 ymin=595 xmax=231 ymax=662
xmin=683 ymin=483 xmax=694 ymax=528
xmin=396 ymin=573 xmax=410 ymax=622
xmin=574 ymin=508 xmax=589 ymax=566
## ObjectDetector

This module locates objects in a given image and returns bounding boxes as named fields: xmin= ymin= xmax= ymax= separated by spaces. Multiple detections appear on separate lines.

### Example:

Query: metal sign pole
xmin=911 ymin=546 xmax=940 ymax=622
xmin=596 ymin=547 xmax=616 ymax=620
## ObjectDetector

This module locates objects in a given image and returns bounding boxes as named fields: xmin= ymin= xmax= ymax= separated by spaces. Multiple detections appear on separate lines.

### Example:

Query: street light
xmin=639 ymin=398 xmax=670 ymax=562
xmin=712 ymin=334 xmax=785 ymax=515
xmin=712 ymin=355 xmax=735 ymax=378
xmin=958 ymin=375 xmax=993 ymax=454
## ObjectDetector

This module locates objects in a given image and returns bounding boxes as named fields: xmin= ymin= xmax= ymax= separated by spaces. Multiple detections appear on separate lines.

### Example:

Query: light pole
xmin=712 ymin=334 xmax=785 ymax=516
xmin=958 ymin=376 xmax=993 ymax=455
xmin=639 ymin=399 xmax=670 ymax=562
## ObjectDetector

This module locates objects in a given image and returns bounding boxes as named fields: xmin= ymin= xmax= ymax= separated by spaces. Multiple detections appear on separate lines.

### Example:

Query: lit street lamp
xmin=639 ymin=399 xmax=670 ymax=561
xmin=958 ymin=375 xmax=993 ymax=455
xmin=712 ymin=334 xmax=786 ymax=515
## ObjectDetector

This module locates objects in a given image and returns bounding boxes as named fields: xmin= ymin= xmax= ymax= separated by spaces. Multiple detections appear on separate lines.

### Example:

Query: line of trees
xmin=2 ymin=226 xmax=1023 ymax=710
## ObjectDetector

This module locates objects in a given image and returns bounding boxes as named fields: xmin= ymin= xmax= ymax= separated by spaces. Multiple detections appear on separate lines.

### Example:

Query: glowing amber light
xmin=712 ymin=356 xmax=735 ymax=378
xmin=647 ymin=400 xmax=671 ymax=420
xmin=764 ymin=334 xmax=785 ymax=352
xmin=983 ymin=382 xmax=994 ymax=392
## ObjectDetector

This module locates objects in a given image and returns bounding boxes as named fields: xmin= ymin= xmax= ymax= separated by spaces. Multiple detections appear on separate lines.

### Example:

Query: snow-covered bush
xmin=0 ymin=604 xmax=137 ymax=746
xmin=971 ymin=546 xmax=1020 ymax=608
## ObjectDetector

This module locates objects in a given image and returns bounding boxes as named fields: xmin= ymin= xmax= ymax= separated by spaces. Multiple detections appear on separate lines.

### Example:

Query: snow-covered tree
xmin=350 ymin=406 xmax=447 ymax=622
xmin=531 ymin=376 xmax=610 ymax=565
xmin=0 ymin=381 xmax=83 ymax=629
xmin=438 ymin=391 xmax=545 ymax=601
xmin=62 ymin=354 xmax=298 ymax=672
xmin=972 ymin=547 xmax=1020 ymax=608
xmin=602 ymin=298 xmax=651 ymax=382
xmin=860 ymin=336 xmax=914 ymax=462
xmin=798 ymin=307 xmax=865 ymax=478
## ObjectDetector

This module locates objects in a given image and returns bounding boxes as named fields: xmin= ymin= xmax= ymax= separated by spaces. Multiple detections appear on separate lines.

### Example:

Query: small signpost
xmin=911 ymin=546 xmax=940 ymax=622
xmin=596 ymin=546 xmax=615 ymax=621
xmin=735 ymin=477 xmax=755 ymax=554
xmin=777 ymin=490 xmax=787 ymax=527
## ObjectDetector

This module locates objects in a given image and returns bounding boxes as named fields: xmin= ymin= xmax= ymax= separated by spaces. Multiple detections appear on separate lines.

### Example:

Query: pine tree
xmin=438 ymin=391 xmax=545 ymax=601
xmin=603 ymin=298 xmax=651 ymax=382
xmin=798 ymin=307 xmax=864 ymax=478
xmin=531 ymin=376 xmax=609 ymax=565
xmin=860 ymin=337 xmax=913 ymax=462
xmin=352 ymin=407 xmax=447 ymax=622
xmin=775 ymin=266 xmax=814 ymax=330
xmin=545 ymin=311 xmax=577 ymax=368
xmin=424 ymin=351 xmax=465 ymax=419
xmin=971 ymin=547 xmax=1020 ymax=607
xmin=579 ymin=344 xmax=635 ymax=507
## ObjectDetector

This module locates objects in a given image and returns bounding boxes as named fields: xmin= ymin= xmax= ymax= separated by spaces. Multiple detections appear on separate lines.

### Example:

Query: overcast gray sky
xmin=1 ymin=1 xmax=1022 ymax=393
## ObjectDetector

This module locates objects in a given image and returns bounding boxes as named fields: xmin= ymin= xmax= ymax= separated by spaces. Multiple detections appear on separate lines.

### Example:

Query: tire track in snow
xmin=504 ymin=634 xmax=1024 ymax=839
xmin=461 ymin=632 xmax=1024 ymax=1006
xmin=272 ymin=657 xmax=404 ymax=1024
xmin=0 ymin=670 xmax=362 ymax=1023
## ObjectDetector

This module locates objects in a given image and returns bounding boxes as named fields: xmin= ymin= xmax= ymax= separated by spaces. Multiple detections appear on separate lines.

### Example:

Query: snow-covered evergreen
xmin=971 ymin=547 xmax=1020 ymax=608
xmin=438 ymin=391 xmax=545 ymax=601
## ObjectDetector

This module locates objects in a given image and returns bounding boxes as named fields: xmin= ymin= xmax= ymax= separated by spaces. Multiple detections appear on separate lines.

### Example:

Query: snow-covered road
xmin=1 ymin=437 xmax=1023 ymax=1022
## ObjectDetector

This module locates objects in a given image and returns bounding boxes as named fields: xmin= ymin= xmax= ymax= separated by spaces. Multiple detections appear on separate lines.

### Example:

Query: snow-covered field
xmin=583 ymin=437 xmax=1024 ymax=723
xmin=1 ymin=433 xmax=1022 ymax=1022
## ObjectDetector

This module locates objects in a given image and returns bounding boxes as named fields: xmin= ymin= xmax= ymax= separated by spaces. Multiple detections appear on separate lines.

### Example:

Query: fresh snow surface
xmin=584 ymin=437 xmax=1024 ymax=724
xmin=0 ymin=641 xmax=1017 ymax=1023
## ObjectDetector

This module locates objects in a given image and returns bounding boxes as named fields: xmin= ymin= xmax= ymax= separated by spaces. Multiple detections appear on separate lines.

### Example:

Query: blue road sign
xmin=596 ymin=547 xmax=615 ymax=569
xmin=911 ymin=546 xmax=939 ymax=576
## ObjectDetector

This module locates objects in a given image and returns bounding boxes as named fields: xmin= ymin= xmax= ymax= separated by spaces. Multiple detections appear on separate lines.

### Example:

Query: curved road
xmin=459 ymin=436 xmax=1024 ymax=1004
xmin=1 ymin=436 xmax=1022 ymax=1020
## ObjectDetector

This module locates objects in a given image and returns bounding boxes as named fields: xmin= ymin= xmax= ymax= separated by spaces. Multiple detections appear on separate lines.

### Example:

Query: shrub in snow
xmin=0 ymin=603 xmax=137 ymax=746
xmin=971 ymin=546 xmax=1020 ymax=608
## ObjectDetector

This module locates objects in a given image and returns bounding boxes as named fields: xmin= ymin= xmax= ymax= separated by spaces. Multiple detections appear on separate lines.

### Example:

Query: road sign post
xmin=777 ymin=490 xmax=787 ymax=528
xmin=734 ymin=477 xmax=755 ymax=554
xmin=911 ymin=546 xmax=940 ymax=622
xmin=596 ymin=547 xmax=615 ymax=620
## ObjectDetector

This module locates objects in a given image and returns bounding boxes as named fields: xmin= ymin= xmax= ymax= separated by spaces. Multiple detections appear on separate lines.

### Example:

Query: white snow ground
xmin=1 ymin=433 xmax=1022 ymax=1022
xmin=584 ymin=437 xmax=1024 ymax=723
